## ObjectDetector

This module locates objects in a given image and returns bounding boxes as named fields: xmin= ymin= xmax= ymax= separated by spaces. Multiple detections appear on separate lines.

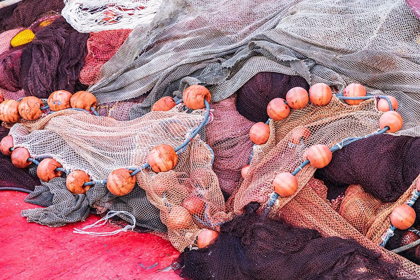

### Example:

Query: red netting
xmin=80 ymin=29 xmax=132 ymax=86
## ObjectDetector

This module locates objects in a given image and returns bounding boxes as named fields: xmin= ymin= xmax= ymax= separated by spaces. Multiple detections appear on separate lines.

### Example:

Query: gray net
xmin=88 ymin=0 xmax=420 ymax=136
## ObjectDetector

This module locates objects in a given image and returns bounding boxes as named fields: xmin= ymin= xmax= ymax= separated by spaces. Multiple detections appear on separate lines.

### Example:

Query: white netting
xmin=61 ymin=0 xmax=163 ymax=33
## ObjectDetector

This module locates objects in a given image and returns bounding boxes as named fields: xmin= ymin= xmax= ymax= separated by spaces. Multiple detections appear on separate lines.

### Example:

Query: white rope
xmin=73 ymin=210 xmax=136 ymax=236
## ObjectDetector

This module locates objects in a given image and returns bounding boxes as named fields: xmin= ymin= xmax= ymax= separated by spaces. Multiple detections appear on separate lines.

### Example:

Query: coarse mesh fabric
xmin=0 ymin=28 xmax=23 ymax=54
xmin=205 ymin=95 xmax=254 ymax=196
xmin=79 ymin=29 xmax=132 ymax=86
xmin=226 ymin=96 xmax=420 ymax=278
xmin=10 ymin=105 xmax=227 ymax=250
xmin=177 ymin=203 xmax=403 ymax=280
xmin=61 ymin=0 xmax=163 ymax=33
xmin=89 ymin=0 xmax=420 ymax=137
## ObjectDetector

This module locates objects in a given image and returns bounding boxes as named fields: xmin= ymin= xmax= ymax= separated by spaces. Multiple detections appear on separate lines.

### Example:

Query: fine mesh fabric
xmin=61 ymin=0 xmax=163 ymax=33
xmin=88 ymin=0 xmax=420 ymax=137
xmin=177 ymin=203 xmax=403 ymax=280
xmin=11 ymin=105 xmax=227 ymax=250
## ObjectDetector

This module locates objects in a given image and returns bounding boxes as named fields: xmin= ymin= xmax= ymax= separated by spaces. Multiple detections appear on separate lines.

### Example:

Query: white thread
xmin=73 ymin=210 xmax=136 ymax=236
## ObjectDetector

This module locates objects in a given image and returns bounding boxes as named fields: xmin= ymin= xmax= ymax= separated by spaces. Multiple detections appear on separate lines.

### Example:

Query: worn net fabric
xmin=61 ymin=0 xmax=163 ymax=33
xmin=205 ymin=95 xmax=254 ymax=196
xmin=79 ymin=29 xmax=132 ymax=86
xmin=225 ymin=96 xmax=420 ymax=277
xmin=0 ymin=0 xmax=64 ymax=32
xmin=19 ymin=17 xmax=89 ymax=98
xmin=89 ymin=0 xmax=420 ymax=137
xmin=314 ymin=134 xmax=420 ymax=202
xmin=177 ymin=203 xmax=403 ymax=280
xmin=10 ymin=105 xmax=227 ymax=249
xmin=235 ymin=72 xmax=309 ymax=123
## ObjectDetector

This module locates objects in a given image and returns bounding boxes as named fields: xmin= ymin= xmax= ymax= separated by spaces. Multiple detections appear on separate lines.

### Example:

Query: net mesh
xmin=11 ymin=104 xmax=227 ymax=251
xmin=87 ymin=0 xmax=420 ymax=138
xmin=61 ymin=0 xmax=163 ymax=33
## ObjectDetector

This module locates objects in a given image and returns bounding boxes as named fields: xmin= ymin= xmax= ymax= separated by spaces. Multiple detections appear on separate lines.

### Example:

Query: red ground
xmin=0 ymin=191 xmax=181 ymax=280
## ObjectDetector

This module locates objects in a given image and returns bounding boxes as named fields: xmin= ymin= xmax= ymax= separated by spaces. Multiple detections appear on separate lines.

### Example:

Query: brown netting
xmin=226 ymin=96 xmax=420 ymax=277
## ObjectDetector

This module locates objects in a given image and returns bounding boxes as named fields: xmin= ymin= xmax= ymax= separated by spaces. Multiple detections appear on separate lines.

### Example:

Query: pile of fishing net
xmin=1 ymin=0 xmax=420 ymax=278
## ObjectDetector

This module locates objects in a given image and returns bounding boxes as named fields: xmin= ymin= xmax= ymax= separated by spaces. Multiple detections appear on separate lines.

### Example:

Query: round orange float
xmin=48 ymin=90 xmax=72 ymax=111
xmin=309 ymin=83 xmax=332 ymax=106
xmin=342 ymin=83 xmax=367 ymax=105
xmin=267 ymin=98 xmax=290 ymax=121
xmin=36 ymin=158 xmax=63 ymax=182
xmin=147 ymin=144 xmax=178 ymax=172
xmin=66 ymin=170 xmax=91 ymax=194
xmin=0 ymin=99 xmax=20 ymax=123
xmin=70 ymin=91 xmax=97 ymax=111
xmin=11 ymin=147 xmax=31 ymax=168
xmin=286 ymin=87 xmax=309 ymax=109
xmin=305 ymin=144 xmax=332 ymax=168
xmin=18 ymin=96 xmax=44 ymax=120
xmin=151 ymin=96 xmax=176 ymax=111
xmin=273 ymin=172 xmax=298 ymax=197
xmin=249 ymin=122 xmax=270 ymax=145
xmin=197 ymin=229 xmax=219 ymax=248
xmin=390 ymin=204 xmax=416 ymax=230
xmin=182 ymin=85 xmax=211 ymax=110
xmin=379 ymin=111 xmax=403 ymax=133
xmin=107 ymin=168 xmax=136 ymax=196
xmin=0 ymin=135 xmax=14 ymax=156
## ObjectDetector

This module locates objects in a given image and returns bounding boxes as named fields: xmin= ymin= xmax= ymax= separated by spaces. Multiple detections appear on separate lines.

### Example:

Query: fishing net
xmin=88 ymin=0 xmax=420 ymax=138
xmin=314 ymin=134 xmax=420 ymax=202
xmin=61 ymin=0 xmax=163 ymax=33
xmin=0 ymin=0 xmax=64 ymax=32
xmin=19 ymin=17 xmax=89 ymax=98
xmin=205 ymin=95 xmax=254 ymax=196
xmin=177 ymin=203 xmax=402 ymax=280
xmin=79 ymin=29 xmax=132 ymax=86
xmin=10 ymin=103 xmax=227 ymax=250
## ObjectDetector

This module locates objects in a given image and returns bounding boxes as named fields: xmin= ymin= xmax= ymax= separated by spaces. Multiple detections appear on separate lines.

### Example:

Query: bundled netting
xmin=0 ymin=0 xmax=64 ymax=32
xmin=88 ymin=0 xmax=420 ymax=138
xmin=205 ymin=95 xmax=255 ymax=196
xmin=8 ymin=102 xmax=227 ymax=250
xmin=79 ymin=29 xmax=132 ymax=86
xmin=178 ymin=203 xmax=403 ymax=280
xmin=61 ymin=0 xmax=163 ymax=33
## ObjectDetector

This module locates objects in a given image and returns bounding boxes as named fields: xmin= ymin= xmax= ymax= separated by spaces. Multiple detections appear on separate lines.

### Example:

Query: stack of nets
xmin=11 ymin=104 xmax=227 ymax=251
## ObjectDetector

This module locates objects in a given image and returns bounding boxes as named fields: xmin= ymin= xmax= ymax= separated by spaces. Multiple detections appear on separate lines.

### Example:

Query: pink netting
xmin=79 ymin=29 xmax=132 ymax=86
xmin=206 ymin=95 xmax=255 ymax=195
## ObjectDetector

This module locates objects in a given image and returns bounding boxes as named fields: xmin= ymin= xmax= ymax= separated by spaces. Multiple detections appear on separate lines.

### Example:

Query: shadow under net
xmin=177 ymin=202 xmax=403 ymax=280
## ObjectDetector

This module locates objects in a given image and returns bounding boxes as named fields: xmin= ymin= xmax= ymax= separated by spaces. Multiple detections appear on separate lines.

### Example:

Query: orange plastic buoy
xmin=107 ymin=168 xmax=136 ymax=196
xmin=390 ymin=204 xmax=416 ymax=230
xmin=309 ymin=83 xmax=332 ymax=106
xmin=286 ymin=87 xmax=309 ymax=109
xmin=379 ymin=111 xmax=403 ymax=133
xmin=151 ymin=96 xmax=177 ymax=111
xmin=197 ymin=229 xmax=219 ymax=248
xmin=70 ymin=91 xmax=97 ymax=111
xmin=66 ymin=170 xmax=91 ymax=194
xmin=267 ymin=98 xmax=290 ymax=121
xmin=36 ymin=158 xmax=63 ymax=182
xmin=342 ymin=83 xmax=367 ymax=105
xmin=0 ymin=135 xmax=14 ymax=156
xmin=182 ymin=85 xmax=211 ymax=110
xmin=0 ymin=100 xmax=20 ymax=123
xmin=11 ymin=147 xmax=31 ymax=168
xmin=147 ymin=144 xmax=178 ymax=173
xmin=377 ymin=96 xmax=398 ymax=112
xmin=18 ymin=96 xmax=44 ymax=120
xmin=249 ymin=122 xmax=270 ymax=145
xmin=48 ymin=90 xmax=72 ymax=111
xmin=273 ymin=172 xmax=298 ymax=197
xmin=306 ymin=144 xmax=333 ymax=168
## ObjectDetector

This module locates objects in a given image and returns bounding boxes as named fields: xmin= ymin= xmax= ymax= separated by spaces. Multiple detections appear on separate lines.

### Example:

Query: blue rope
xmin=262 ymin=126 xmax=390 ymax=217
xmin=377 ymin=95 xmax=395 ymax=111
xmin=91 ymin=106 xmax=99 ymax=116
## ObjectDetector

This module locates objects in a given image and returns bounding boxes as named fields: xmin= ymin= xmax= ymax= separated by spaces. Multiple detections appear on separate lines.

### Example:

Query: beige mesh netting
xmin=11 ymin=104 xmax=227 ymax=251
xmin=227 ymin=96 xmax=420 ymax=277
